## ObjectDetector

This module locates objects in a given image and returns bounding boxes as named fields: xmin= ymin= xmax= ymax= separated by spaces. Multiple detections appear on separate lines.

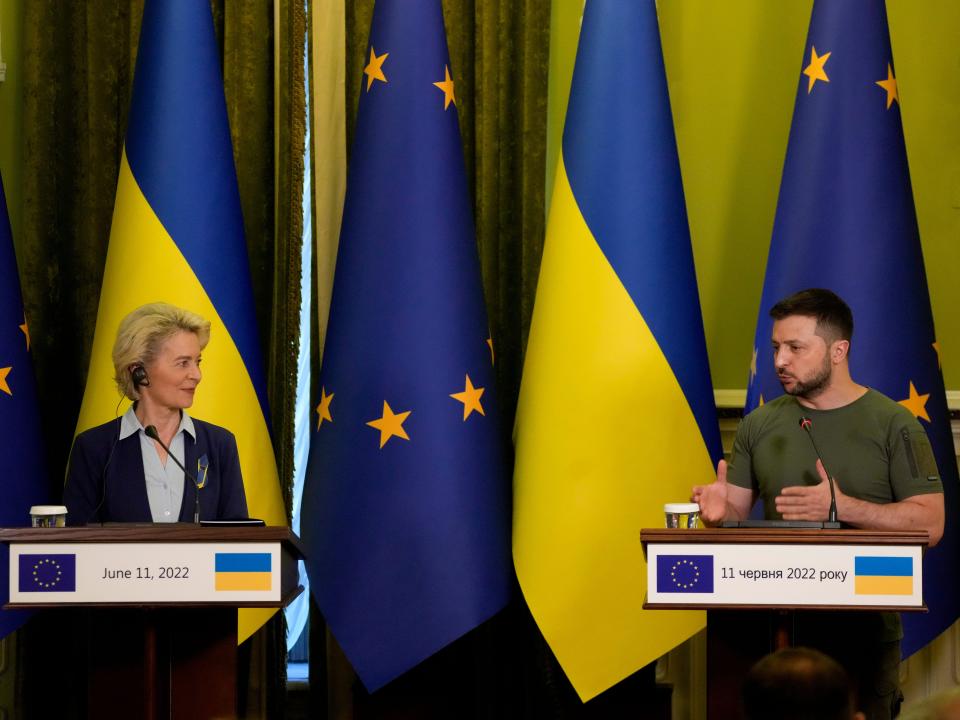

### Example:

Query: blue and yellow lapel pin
xmin=197 ymin=454 xmax=210 ymax=489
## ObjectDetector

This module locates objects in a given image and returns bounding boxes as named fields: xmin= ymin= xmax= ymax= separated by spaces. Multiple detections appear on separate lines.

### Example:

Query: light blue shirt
xmin=119 ymin=406 xmax=196 ymax=523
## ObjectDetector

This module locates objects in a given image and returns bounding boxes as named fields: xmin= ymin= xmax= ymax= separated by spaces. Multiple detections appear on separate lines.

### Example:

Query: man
xmin=692 ymin=288 xmax=944 ymax=720
xmin=743 ymin=647 xmax=865 ymax=720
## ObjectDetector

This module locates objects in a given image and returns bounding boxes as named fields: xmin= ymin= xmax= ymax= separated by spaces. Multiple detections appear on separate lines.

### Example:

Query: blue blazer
xmin=63 ymin=417 xmax=249 ymax=525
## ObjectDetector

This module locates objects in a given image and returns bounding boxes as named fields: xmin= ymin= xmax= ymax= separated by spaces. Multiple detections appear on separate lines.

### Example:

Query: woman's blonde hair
xmin=112 ymin=302 xmax=211 ymax=400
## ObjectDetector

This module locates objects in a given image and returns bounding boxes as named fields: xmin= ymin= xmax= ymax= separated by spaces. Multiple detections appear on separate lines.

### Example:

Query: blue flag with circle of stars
xmin=300 ymin=0 xmax=510 ymax=690
xmin=0 ymin=173 xmax=49 ymax=636
xmin=746 ymin=0 xmax=959 ymax=656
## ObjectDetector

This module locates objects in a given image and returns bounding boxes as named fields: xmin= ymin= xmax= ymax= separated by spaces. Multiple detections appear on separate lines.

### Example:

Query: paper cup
xmin=30 ymin=505 xmax=68 ymax=528
xmin=664 ymin=502 xmax=700 ymax=529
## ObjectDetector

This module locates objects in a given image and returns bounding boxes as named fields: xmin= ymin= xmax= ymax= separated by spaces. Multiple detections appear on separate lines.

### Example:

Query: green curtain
xmin=15 ymin=2 xmax=304 ymax=717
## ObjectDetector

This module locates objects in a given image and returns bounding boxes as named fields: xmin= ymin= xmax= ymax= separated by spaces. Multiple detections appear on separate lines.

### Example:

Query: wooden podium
xmin=641 ymin=527 xmax=928 ymax=717
xmin=1 ymin=525 xmax=303 ymax=720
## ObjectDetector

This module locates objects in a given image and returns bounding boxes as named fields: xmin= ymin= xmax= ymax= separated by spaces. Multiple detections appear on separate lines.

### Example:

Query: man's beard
xmin=781 ymin=356 xmax=832 ymax=399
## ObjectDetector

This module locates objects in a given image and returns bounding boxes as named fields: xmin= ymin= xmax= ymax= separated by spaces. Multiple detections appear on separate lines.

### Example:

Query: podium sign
xmin=646 ymin=541 xmax=923 ymax=609
xmin=641 ymin=527 xmax=928 ymax=612
xmin=0 ymin=525 xmax=302 ymax=608
xmin=10 ymin=541 xmax=283 ymax=604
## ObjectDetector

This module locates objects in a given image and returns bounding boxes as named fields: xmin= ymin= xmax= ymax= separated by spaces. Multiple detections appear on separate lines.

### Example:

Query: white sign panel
xmin=9 ymin=542 xmax=282 ymax=604
xmin=646 ymin=543 xmax=923 ymax=608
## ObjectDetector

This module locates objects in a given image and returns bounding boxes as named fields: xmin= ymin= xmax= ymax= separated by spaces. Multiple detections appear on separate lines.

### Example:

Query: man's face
xmin=771 ymin=315 xmax=833 ymax=399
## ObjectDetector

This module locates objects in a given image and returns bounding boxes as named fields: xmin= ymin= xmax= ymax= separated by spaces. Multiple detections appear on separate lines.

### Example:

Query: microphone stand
xmin=799 ymin=417 xmax=841 ymax=529
xmin=144 ymin=425 xmax=202 ymax=524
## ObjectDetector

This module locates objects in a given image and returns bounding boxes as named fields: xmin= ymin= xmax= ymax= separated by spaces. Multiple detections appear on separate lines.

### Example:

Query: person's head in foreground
xmin=743 ymin=647 xmax=864 ymax=720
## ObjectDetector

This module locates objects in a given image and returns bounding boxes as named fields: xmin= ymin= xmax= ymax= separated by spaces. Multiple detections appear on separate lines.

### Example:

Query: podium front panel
xmin=646 ymin=542 xmax=923 ymax=609
xmin=9 ymin=541 xmax=283 ymax=604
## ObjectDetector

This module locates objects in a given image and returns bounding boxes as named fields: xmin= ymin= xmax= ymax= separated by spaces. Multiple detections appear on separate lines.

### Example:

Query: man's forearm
xmin=716 ymin=485 xmax=756 ymax=524
xmin=837 ymin=493 xmax=944 ymax=546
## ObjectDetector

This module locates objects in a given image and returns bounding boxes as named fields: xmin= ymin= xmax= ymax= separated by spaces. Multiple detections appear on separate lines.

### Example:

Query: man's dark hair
xmin=769 ymin=288 xmax=854 ymax=344
xmin=743 ymin=647 xmax=856 ymax=720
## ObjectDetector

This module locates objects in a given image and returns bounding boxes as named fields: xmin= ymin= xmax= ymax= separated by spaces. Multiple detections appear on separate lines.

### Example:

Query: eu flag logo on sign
xmin=656 ymin=555 xmax=714 ymax=594
xmin=18 ymin=555 xmax=76 ymax=592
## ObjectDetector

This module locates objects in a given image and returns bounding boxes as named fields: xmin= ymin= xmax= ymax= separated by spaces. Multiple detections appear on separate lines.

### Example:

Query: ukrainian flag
xmin=215 ymin=553 xmax=272 ymax=592
xmin=854 ymin=556 xmax=913 ymax=596
xmin=74 ymin=0 xmax=286 ymax=641
xmin=513 ymin=0 xmax=722 ymax=701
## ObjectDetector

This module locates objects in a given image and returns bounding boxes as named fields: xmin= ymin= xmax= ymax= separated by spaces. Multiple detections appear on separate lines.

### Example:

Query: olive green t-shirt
xmin=727 ymin=389 xmax=943 ymax=644
xmin=728 ymin=389 xmax=942 ymax=513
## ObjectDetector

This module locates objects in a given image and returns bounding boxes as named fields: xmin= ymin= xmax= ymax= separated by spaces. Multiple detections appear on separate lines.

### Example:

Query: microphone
xmin=798 ymin=416 xmax=839 ymax=526
xmin=144 ymin=425 xmax=202 ymax=524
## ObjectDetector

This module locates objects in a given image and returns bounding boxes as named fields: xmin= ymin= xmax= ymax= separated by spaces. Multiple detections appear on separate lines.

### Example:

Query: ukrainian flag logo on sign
xmin=215 ymin=553 xmax=272 ymax=592
xmin=854 ymin=556 xmax=913 ymax=596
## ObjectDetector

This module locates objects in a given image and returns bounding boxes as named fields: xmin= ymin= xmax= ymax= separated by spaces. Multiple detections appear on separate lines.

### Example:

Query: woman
xmin=64 ymin=302 xmax=248 ymax=524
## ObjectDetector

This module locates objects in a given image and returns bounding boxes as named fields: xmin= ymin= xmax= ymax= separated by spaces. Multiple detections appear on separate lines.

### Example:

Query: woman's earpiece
xmin=131 ymin=364 xmax=150 ymax=388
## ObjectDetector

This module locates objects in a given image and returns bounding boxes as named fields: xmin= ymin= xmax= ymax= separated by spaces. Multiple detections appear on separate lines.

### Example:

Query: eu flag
xmin=747 ymin=0 xmax=959 ymax=656
xmin=73 ymin=0 xmax=286 ymax=641
xmin=513 ymin=0 xmax=722 ymax=700
xmin=0 ymin=174 xmax=48 ymax=635
xmin=18 ymin=555 xmax=76 ymax=593
xmin=300 ymin=0 xmax=511 ymax=691
xmin=656 ymin=556 xmax=715 ymax=594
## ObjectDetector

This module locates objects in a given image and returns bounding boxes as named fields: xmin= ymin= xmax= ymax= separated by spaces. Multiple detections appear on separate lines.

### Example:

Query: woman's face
xmin=141 ymin=330 xmax=202 ymax=410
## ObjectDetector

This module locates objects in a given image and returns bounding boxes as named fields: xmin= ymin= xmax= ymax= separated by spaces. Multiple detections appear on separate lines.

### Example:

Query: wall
xmin=659 ymin=1 xmax=810 ymax=390
xmin=887 ymin=0 xmax=960 ymax=391
xmin=0 ymin=0 xmax=22 ymax=239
